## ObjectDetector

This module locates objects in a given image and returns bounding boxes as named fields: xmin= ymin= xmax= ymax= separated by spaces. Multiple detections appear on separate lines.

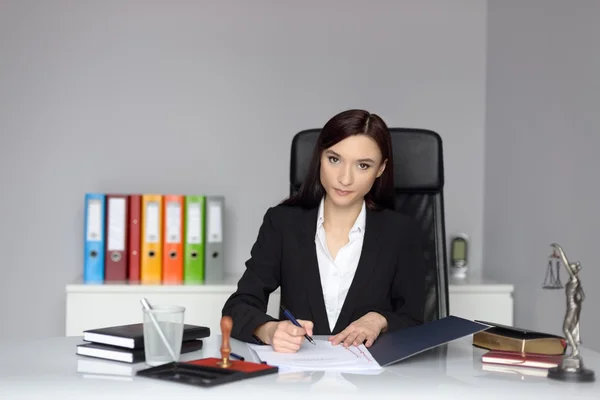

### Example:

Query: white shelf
xmin=66 ymin=274 xmax=514 ymax=294
xmin=65 ymin=273 xmax=514 ymax=337
xmin=65 ymin=282 xmax=241 ymax=293
xmin=448 ymin=275 xmax=514 ymax=293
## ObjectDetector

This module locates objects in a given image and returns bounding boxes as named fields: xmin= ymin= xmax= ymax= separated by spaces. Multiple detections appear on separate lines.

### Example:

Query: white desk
xmin=1 ymin=334 xmax=597 ymax=399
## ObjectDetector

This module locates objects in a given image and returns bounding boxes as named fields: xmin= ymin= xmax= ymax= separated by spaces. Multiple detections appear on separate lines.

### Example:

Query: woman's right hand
xmin=270 ymin=320 xmax=314 ymax=353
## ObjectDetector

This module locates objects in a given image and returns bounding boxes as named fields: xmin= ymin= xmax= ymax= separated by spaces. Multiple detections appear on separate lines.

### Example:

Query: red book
xmin=105 ymin=194 xmax=128 ymax=281
xmin=128 ymin=195 xmax=141 ymax=281
xmin=482 ymin=350 xmax=563 ymax=369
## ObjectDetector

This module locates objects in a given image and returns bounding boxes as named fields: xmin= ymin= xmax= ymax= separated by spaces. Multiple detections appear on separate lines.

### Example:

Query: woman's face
xmin=319 ymin=134 xmax=386 ymax=209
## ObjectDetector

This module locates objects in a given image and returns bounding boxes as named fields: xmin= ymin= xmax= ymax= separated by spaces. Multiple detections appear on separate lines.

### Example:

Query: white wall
xmin=0 ymin=0 xmax=487 ymax=339
xmin=484 ymin=0 xmax=600 ymax=350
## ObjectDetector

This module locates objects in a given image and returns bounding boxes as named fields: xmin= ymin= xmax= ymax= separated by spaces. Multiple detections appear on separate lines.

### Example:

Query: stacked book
xmin=474 ymin=320 xmax=566 ymax=378
xmin=76 ymin=323 xmax=210 ymax=364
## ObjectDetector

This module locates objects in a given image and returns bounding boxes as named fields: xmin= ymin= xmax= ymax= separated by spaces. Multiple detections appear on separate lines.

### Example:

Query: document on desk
xmin=247 ymin=340 xmax=382 ymax=373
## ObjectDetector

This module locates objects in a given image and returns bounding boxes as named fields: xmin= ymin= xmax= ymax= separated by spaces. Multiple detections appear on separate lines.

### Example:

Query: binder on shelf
xmin=127 ymin=195 xmax=142 ymax=281
xmin=205 ymin=195 xmax=225 ymax=284
xmin=163 ymin=195 xmax=184 ymax=283
xmin=84 ymin=193 xmax=106 ymax=283
xmin=140 ymin=194 xmax=163 ymax=283
xmin=105 ymin=194 xmax=128 ymax=281
xmin=183 ymin=195 xmax=205 ymax=283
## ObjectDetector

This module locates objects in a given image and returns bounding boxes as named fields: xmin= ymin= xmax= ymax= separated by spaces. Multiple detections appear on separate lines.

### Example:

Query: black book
xmin=474 ymin=320 xmax=565 ymax=339
xmin=83 ymin=323 xmax=210 ymax=349
xmin=472 ymin=320 xmax=566 ymax=354
xmin=77 ymin=339 xmax=204 ymax=363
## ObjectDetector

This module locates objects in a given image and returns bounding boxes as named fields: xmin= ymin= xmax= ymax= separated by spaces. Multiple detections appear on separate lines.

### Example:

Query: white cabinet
xmin=448 ymin=276 xmax=514 ymax=325
xmin=65 ymin=281 xmax=280 ymax=337
xmin=65 ymin=276 xmax=513 ymax=337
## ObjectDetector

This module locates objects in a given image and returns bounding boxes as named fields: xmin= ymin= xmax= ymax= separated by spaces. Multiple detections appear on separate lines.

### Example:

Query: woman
xmin=222 ymin=109 xmax=426 ymax=353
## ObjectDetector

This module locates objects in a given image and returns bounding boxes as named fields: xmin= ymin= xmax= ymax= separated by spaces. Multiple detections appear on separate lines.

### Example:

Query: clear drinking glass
xmin=142 ymin=305 xmax=186 ymax=366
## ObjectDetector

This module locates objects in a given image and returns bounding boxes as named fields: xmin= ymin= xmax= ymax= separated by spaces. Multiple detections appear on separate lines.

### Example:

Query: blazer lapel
xmin=332 ymin=208 xmax=384 ymax=334
xmin=298 ymin=207 xmax=330 ymax=334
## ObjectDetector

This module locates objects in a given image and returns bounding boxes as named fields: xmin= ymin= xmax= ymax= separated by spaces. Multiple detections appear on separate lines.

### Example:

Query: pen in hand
xmin=280 ymin=305 xmax=316 ymax=345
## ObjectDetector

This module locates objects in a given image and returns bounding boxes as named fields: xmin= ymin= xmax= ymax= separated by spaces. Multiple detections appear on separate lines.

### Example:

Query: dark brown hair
xmin=281 ymin=109 xmax=395 ymax=211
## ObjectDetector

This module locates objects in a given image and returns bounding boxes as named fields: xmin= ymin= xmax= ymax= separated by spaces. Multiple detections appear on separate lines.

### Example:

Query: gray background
xmin=0 ymin=0 xmax=596 ymax=351
xmin=484 ymin=0 xmax=599 ymax=350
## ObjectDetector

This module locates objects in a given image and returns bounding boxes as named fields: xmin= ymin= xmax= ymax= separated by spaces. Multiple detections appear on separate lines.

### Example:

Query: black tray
xmin=136 ymin=360 xmax=278 ymax=388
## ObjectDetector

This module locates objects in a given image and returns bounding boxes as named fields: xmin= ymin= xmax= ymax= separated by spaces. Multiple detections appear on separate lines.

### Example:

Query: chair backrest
xmin=289 ymin=128 xmax=449 ymax=322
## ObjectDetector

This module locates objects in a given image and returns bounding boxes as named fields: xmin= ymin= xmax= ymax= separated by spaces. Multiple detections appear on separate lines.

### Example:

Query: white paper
xmin=247 ymin=340 xmax=382 ymax=373
xmin=145 ymin=201 xmax=159 ymax=243
xmin=186 ymin=203 xmax=202 ymax=244
xmin=107 ymin=198 xmax=126 ymax=251
xmin=165 ymin=201 xmax=181 ymax=243
xmin=86 ymin=199 xmax=102 ymax=242
xmin=207 ymin=201 xmax=222 ymax=243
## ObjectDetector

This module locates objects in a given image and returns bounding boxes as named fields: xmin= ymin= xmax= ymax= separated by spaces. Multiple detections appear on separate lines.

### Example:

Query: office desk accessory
xmin=542 ymin=243 xmax=595 ymax=382
xmin=140 ymin=298 xmax=179 ymax=363
xmin=280 ymin=304 xmax=316 ymax=345
xmin=136 ymin=316 xmax=278 ymax=387
xmin=450 ymin=233 xmax=469 ymax=279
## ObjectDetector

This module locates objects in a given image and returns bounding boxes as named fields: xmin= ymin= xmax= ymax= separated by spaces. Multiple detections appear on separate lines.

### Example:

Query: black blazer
xmin=221 ymin=203 xmax=426 ymax=344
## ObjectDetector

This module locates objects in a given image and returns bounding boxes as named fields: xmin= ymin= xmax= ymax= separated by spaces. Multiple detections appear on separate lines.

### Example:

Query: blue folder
xmin=83 ymin=193 xmax=106 ymax=283
xmin=368 ymin=315 xmax=490 ymax=366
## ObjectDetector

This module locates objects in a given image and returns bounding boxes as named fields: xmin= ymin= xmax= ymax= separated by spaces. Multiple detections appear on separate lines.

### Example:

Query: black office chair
xmin=289 ymin=128 xmax=449 ymax=322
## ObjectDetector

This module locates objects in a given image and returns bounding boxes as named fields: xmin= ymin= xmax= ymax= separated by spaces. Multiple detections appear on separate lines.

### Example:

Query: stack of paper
xmin=247 ymin=340 xmax=382 ymax=373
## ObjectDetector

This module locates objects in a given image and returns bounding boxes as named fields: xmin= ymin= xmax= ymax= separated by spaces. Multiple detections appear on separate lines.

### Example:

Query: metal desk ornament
xmin=542 ymin=243 xmax=595 ymax=382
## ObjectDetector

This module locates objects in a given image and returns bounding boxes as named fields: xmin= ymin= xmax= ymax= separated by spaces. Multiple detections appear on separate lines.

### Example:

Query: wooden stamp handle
xmin=218 ymin=316 xmax=233 ymax=367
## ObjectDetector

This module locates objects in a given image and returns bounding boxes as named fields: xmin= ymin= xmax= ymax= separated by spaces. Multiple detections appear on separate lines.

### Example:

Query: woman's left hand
xmin=329 ymin=312 xmax=388 ymax=348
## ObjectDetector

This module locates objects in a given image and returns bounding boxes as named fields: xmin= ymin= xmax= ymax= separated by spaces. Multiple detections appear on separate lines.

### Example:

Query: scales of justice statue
xmin=543 ymin=243 xmax=595 ymax=382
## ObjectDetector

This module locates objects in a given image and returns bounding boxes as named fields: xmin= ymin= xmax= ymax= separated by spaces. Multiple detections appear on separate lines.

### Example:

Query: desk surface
xmin=1 ymin=335 xmax=597 ymax=399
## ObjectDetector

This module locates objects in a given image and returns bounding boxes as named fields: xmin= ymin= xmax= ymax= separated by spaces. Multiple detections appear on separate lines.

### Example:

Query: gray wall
xmin=0 ymin=0 xmax=486 ymax=339
xmin=484 ymin=0 xmax=600 ymax=350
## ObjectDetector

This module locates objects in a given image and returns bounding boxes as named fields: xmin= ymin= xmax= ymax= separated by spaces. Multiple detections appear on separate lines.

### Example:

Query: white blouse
xmin=314 ymin=197 xmax=366 ymax=331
